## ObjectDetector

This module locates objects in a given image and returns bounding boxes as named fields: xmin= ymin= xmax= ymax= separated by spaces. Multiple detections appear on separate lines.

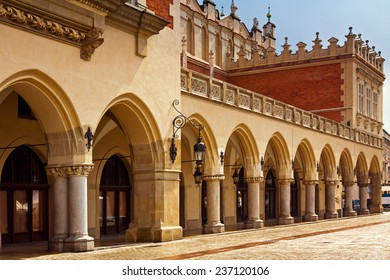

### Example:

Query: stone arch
xmin=0 ymin=69 xmax=84 ymax=165
xmin=319 ymin=144 xmax=337 ymax=181
xmin=265 ymin=132 xmax=291 ymax=178
xmin=95 ymin=93 xmax=163 ymax=171
xmin=356 ymin=152 xmax=369 ymax=184
xmin=225 ymin=124 xmax=260 ymax=177
xmin=339 ymin=148 xmax=354 ymax=183
xmin=295 ymin=139 xmax=316 ymax=180
xmin=182 ymin=113 xmax=218 ymax=174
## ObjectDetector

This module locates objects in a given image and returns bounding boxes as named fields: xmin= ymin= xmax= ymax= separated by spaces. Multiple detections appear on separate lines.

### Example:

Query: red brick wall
xmin=228 ymin=63 xmax=344 ymax=122
xmin=147 ymin=0 xmax=173 ymax=28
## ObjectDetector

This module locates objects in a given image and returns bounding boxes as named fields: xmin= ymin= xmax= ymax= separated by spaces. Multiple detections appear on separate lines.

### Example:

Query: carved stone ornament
xmin=303 ymin=180 xmax=318 ymax=185
xmin=278 ymin=178 xmax=294 ymax=185
xmin=64 ymin=165 xmax=94 ymax=177
xmin=80 ymin=28 xmax=104 ymax=61
xmin=46 ymin=166 xmax=66 ymax=178
xmin=0 ymin=1 xmax=104 ymax=61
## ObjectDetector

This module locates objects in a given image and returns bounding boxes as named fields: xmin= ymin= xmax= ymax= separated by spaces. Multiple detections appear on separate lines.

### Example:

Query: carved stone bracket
xmin=80 ymin=28 xmax=104 ymax=61
xmin=0 ymin=0 xmax=105 ymax=61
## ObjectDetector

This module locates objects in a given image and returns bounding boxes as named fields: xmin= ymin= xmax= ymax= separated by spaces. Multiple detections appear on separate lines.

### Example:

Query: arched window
xmin=0 ymin=146 xmax=48 ymax=244
xmin=99 ymin=155 xmax=131 ymax=235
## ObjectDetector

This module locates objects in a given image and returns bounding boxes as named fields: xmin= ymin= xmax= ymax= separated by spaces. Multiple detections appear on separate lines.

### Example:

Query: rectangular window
xmin=366 ymin=87 xmax=371 ymax=117
xmin=373 ymin=91 xmax=378 ymax=120
xmin=358 ymin=83 xmax=364 ymax=113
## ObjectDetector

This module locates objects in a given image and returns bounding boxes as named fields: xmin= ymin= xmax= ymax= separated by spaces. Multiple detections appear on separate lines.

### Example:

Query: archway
xmin=264 ymin=132 xmax=292 ymax=225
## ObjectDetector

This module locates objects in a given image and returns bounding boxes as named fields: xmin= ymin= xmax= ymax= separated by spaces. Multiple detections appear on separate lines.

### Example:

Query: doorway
xmin=99 ymin=155 xmax=131 ymax=236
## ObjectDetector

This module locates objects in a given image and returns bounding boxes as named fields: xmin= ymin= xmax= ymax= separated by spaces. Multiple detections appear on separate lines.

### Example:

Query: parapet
xmin=228 ymin=27 xmax=385 ymax=75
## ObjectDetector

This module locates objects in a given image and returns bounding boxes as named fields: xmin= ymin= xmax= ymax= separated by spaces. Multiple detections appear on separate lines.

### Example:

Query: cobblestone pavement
xmin=2 ymin=213 xmax=390 ymax=260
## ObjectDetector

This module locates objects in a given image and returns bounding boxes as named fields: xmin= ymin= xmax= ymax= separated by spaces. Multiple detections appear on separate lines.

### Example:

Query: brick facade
xmin=147 ymin=0 xmax=173 ymax=28
xmin=228 ymin=63 xmax=345 ymax=122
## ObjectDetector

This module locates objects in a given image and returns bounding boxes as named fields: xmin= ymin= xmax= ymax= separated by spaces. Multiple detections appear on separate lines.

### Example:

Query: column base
xmin=64 ymin=235 xmax=94 ymax=252
xmin=343 ymin=210 xmax=357 ymax=217
xmin=278 ymin=216 xmax=294 ymax=225
xmin=245 ymin=219 xmax=264 ymax=229
xmin=358 ymin=209 xmax=370 ymax=215
xmin=126 ymin=225 xmax=183 ymax=243
xmin=325 ymin=212 xmax=339 ymax=219
xmin=304 ymin=213 xmax=318 ymax=222
xmin=370 ymin=205 xmax=383 ymax=214
xmin=48 ymin=236 xmax=67 ymax=252
xmin=203 ymin=223 xmax=225 ymax=234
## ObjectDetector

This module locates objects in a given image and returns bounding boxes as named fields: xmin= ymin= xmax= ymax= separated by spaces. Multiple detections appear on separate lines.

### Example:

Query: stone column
xmin=46 ymin=166 xmax=68 ymax=252
xmin=278 ymin=179 xmax=294 ymax=225
xmin=358 ymin=182 xmax=370 ymax=215
xmin=245 ymin=177 xmax=264 ymax=229
xmin=343 ymin=182 xmax=357 ymax=217
xmin=64 ymin=164 xmax=94 ymax=252
xmin=325 ymin=180 xmax=339 ymax=219
xmin=370 ymin=174 xmax=383 ymax=213
xmin=304 ymin=180 xmax=318 ymax=222
xmin=203 ymin=175 xmax=225 ymax=234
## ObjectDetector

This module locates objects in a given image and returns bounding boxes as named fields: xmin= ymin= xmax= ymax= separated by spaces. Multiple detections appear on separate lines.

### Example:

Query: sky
xmin=212 ymin=0 xmax=390 ymax=131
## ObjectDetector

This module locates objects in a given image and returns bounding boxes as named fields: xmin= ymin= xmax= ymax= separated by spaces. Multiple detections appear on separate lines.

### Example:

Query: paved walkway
xmin=1 ymin=212 xmax=390 ymax=260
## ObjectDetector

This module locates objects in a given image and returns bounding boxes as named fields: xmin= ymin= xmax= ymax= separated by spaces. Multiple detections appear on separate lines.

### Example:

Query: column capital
xmin=358 ymin=182 xmax=370 ymax=188
xmin=64 ymin=164 xmax=94 ymax=177
xmin=203 ymin=174 xmax=225 ymax=181
xmin=325 ymin=180 xmax=338 ymax=186
xmin=46 ymin=165 xmax=66 ymax=177
xmin=245 ymin=177 xmax=264 ymax=183
xmin=342 ymin=181 xmax=355 ymax=187
xmin=278 ymin=178 xmax=294 ymax=185
xmin=303 ymin=180 xmax=318 ymax=185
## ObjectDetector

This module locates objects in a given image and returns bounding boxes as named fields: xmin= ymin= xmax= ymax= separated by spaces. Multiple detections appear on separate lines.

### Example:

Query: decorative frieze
xmin=210 ymin=84 xmax=221 ymax=101
xmin=191 ymin=78 xmax=207 ymax=96
xmin=238 ymin=92 xmax=250 ymax=109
